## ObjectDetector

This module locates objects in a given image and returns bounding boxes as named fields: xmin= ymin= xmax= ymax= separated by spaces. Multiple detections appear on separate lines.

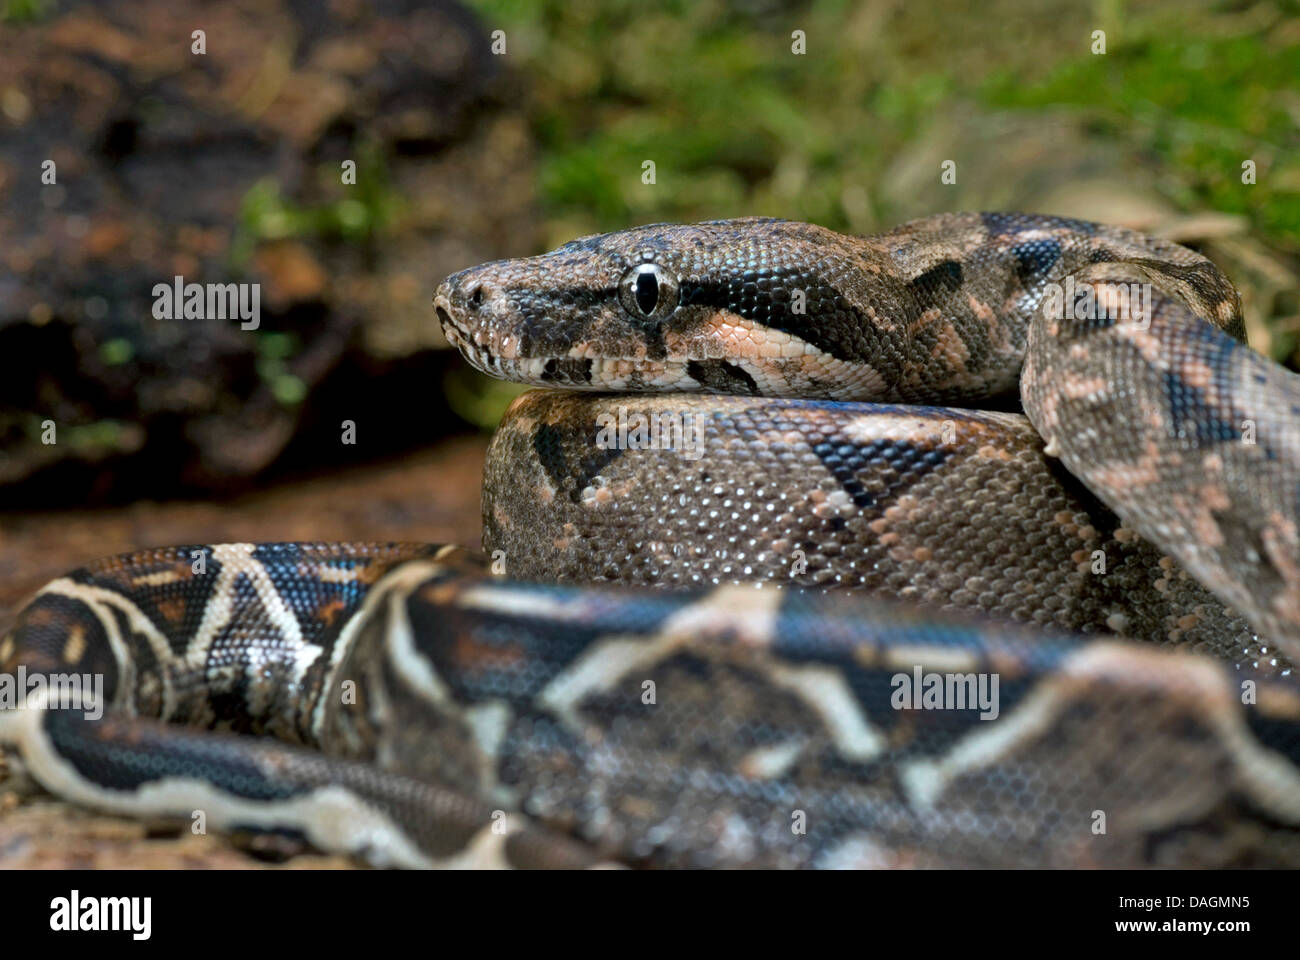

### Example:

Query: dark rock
xmin=0 ymin=0 xmax=536 ymax=505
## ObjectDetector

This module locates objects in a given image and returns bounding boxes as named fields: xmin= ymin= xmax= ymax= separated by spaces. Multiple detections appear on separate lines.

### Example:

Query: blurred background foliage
xmin=454 ymin=0 xmax=1298 ymax=425
xmin=2 ymin=0 xmax=1297 ymax=483
xmin=470 ymin=0 xmax=1297 ymax=239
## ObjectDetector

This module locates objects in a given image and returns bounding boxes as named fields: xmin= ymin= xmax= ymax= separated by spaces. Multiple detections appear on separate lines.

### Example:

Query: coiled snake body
xmin=4 ymin=213 xmax=1300 ymax=867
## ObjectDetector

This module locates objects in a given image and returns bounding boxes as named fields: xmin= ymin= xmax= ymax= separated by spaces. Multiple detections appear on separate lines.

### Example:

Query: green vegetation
xmin=467 ymin=0 xmax=1298 ymax=244
xmin=1 ymin=0 xmax=50 ymax=24
xmin=231 ymin=149 xmax=401 ymax=268
xmin=254 ymin=331 xmax=307 ymax=407
xmin=98 ymin=337 xmax=134 ymax=366
xmin=983 ymin=31 xmax=1300 ymax=240
xmin=231 ymin=152 xmax=400 ymax=408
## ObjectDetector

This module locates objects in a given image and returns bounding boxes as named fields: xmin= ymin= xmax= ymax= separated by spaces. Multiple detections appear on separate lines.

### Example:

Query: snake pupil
xmin=635 ymin=268 xmax=659 ymax=315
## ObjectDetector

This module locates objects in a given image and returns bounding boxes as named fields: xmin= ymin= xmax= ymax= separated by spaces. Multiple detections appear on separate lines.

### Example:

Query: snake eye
xmin=620 ymin=263 xmax=679 ymax=321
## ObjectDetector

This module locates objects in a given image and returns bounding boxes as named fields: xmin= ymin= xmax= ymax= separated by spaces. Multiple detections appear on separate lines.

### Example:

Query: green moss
xmin=2 ymin=0 xmax=50 ymax=24
xmin=270 ymin=374 xmax=307 ymax=406
xmin=98 ymin=338 xmax=134 ymax=366
xmin=255 ymin=331 xmax=297 ymax=362
xmin=60 ymin=420 xmax=131 ymax=453
xmin=253 ymin=332 xmax=306 ymax=406
xmin=230 ymin=149 xmax=400 ymax=267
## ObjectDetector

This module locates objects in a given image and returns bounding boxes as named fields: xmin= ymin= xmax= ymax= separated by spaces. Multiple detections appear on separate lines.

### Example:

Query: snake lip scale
xmin=4 ymin=212 xmax=1300 ymax=868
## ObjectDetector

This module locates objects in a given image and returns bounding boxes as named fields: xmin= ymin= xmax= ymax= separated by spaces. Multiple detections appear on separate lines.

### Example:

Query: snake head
xmin=434 ymin=217 xmax=887 ymax=398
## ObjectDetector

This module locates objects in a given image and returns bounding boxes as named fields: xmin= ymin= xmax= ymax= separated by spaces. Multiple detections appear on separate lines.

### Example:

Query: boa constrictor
xmin=3 ymin=213 xmax=1299 ymax=868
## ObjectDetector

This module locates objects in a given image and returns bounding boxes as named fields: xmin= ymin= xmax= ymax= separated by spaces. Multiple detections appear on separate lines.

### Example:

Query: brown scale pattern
xmin=484 ymin=391 xmax=1280 ymax=672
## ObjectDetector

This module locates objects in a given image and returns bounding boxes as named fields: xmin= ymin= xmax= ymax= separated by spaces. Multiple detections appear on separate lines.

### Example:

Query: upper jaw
xmin=434 ymin=284 xmax=487 ymax=365
xmin=432 ymin=284 xmax=460 ymax=338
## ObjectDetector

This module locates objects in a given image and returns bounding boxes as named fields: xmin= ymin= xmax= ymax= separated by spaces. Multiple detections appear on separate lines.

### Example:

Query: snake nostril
xmin=466 ymin=284 xmax=484 ymax=308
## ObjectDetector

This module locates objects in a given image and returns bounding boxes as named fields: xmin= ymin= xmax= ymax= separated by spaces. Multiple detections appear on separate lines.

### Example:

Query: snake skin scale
xmin=3 ymin=212 xmax=1299 ymax=868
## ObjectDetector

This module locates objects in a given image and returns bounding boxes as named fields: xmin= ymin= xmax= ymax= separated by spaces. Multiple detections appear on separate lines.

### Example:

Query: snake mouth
xmin=437 ymin=298 xmax=512 ymax=379
xmin=441 ymin=330 xmax=709 ymax=392
xmin=438 ymin=290 xmax=651 ymax=385
xmin=437 ymin=286 xmax=776 ymax=392
xmin=435 ymin=294 xmax=493 ymax=368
